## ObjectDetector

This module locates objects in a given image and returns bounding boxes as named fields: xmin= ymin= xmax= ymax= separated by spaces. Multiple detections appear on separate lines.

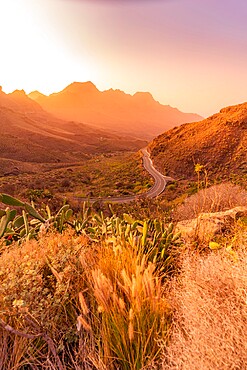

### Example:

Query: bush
xmin=173 ymin=183 xmax=247 ymax=221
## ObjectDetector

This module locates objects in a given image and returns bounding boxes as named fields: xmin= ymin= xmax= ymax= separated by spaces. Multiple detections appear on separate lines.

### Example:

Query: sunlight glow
xmin=0 ymin=0 xmax=247 ymax=116
xmin=0 ymin=0 xmax=96 ymax=94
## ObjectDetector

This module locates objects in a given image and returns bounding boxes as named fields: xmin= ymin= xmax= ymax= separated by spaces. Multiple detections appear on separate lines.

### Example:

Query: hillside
xmin=0 ymin=87 xmax=146 ymax=175
xmin=29 ymin=82 xmax=202 ymax=140
xmin=149 ymin=102 xmax=247 ymax=179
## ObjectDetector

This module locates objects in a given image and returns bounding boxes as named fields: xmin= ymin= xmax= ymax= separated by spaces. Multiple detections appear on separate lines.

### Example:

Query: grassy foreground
xmin=0 ymin=186 xmax=247 ymax=369
xmin=0 ymin=230 xmax=171 ymax=369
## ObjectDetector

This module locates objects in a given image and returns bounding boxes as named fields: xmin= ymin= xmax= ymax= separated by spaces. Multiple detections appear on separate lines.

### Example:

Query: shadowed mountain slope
xmin=0 ymin=88 xmax=146 ymax=174
xmin=8 ymin=89 xmax=44 ymax=113
xmin=148 ymin=102 xmax=247 ymax=179
xmin=29 ymin=82 xmax=202 ymax=140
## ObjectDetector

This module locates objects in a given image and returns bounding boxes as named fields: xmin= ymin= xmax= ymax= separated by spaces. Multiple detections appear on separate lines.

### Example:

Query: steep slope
xmin=0 ymin=88 xmax=146 ymax=174
xmin=148 ymin=102 xmax=247 ymax=179
xmin=29 ymin=82 xmax=202 ymax=139
xmin=8 ymin=89 xmax=44 ymax=113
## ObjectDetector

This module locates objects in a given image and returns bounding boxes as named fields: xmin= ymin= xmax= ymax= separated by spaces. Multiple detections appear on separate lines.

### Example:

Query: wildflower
xmin=12 ymin=299 xmax=25 ymax=308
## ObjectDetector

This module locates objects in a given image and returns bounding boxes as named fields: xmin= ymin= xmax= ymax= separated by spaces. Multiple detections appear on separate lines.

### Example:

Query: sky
xmin=0 ymin=0 xmax=247 ymax=117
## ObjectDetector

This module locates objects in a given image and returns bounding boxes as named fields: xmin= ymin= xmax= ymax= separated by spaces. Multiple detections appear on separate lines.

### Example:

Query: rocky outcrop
xmin=176 ymin=206 xmax=247 ymax=242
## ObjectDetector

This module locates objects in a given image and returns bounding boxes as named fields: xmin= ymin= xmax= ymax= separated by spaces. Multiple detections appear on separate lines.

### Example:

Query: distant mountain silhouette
xmin=149 ymin=102 xmax=247 ymax=179
xmin=0 ymin=88 xmax=146 ymax=175
xmin=29 ymin=82 xmax=203 ymax=139
xmin=8 ymin=89 xmax=44 ymax=113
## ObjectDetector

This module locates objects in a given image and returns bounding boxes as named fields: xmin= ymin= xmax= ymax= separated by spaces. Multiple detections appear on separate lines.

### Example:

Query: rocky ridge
xmin=149 ymin=102 xmax=247 ymax=179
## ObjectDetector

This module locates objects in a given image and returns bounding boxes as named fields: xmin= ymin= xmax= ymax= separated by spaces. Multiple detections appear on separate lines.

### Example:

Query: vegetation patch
xmin=0 ymin=152 xmax=153 ymax=205
xmin=0 ymin=194 xmax=181 ymax=369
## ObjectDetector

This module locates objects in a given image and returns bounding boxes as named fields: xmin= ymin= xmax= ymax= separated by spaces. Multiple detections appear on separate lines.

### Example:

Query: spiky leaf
xmin=123 ymin=213 xmax=135 ymax=224
xmin=13 ymin=215 xmax=25 ymax=229
xmin=0 ymin=210 xmax=6 ymax=218
xmin=141 ymin=221 xmax=148 ymax=247
xmin=24 ymin=203 xmax=45 ymax=222
xmin=0 ymin=194 xmax=25 ymax=207
xmin=0 ymin=215 xmax=8 ymax=238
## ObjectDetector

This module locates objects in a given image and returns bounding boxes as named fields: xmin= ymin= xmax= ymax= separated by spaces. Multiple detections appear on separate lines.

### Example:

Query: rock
xmin=4 ymin=168 xmax=20 ymax=176
xmin=176 ymin=206 xmax=247 ymax=242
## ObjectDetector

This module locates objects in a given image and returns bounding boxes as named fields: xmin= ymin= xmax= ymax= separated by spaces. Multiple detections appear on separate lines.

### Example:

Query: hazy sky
xmin=0 ymin=0 xmax=247 ymax=117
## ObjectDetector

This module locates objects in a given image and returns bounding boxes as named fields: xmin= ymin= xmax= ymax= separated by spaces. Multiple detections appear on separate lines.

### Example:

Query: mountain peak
xmin=10 ymin=89 xmax=27 ymax=97
xmin=25 ymin=81 xmax=202 ymax=139
xmin=29 ymin=90 xmax=46 ymax=100
xmin=8 ymin=89 xmax=43 ymax=112
xmin=219 ymin=102 xmax=247 ymax=116
xmin=106 ymin=88 xmax=125 ymax=95
xmin=133 ymin=91 xmax=155 ymax=102
xmin=63 ymin=81 xmax=98 ymax=94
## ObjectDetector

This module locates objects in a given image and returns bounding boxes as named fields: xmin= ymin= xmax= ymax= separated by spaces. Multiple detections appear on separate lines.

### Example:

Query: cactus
xmin=0 ymin=193 xmax=182 ymax=275
xmin=0 ymin=194 xmax=25 ymax=207
xmin=0 ymin=208 xmax=16 ymax=238
xmin=0 ymin=194 xmax=74 ymax=244
xmin=24 ymin=203 xmax=45 ymax=222
xmin=141 ymin=221 xmax=148 ymax=247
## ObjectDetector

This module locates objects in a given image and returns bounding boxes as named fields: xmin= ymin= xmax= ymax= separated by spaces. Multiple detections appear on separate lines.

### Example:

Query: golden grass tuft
xmin=81 ymin=240 xmax=171 ymax=370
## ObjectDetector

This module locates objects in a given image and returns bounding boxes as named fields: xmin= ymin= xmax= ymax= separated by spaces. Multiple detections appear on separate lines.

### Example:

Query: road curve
xmin=74 ymin=148 xmax=172 ymax=204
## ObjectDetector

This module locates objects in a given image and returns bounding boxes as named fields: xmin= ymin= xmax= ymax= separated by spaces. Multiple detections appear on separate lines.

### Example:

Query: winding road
xmin=75 ymin=148 xmax=173 ymax=204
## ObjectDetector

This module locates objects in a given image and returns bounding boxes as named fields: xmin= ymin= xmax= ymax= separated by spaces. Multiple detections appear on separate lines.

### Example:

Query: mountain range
xmin=1 ymin=81 xmax=246 ymax=192
xmin=0 ymin=86 xmax=146 ymax=175
xmin=149 ymin=102 xmax=247 ymax=179
xmin=29 ymin=82 xmax=202 ymax=140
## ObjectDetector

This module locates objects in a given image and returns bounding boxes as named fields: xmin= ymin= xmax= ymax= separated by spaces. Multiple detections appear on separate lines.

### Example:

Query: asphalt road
xmin=141 ymin=148 xmax=168 ymax=198
xmin=75 ymin=148 xmax=172 ymax=204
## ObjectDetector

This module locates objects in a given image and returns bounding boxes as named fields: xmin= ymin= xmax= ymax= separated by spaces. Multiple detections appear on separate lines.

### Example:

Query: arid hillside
xmin=149 ymin=102 xmax=247 ymax=179
xmin=29 ymin=82 xmax=202 ymax=139
xmin=0 ymin=87 xmax=146 ymax=175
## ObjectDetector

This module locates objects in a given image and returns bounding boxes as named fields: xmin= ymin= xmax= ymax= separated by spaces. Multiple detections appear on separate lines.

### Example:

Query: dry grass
xmin=79 ymin=240 xmax=171 ymax=370
xmin=173 ymin=183 xmax=247 ymax=221
xmin=1 ymin=188 xmax=247 ymax=369
xmin=163 ymin=245 xmax=247 ymax=369
xmin=0 ymin=230 xmax=171 ymax=369
xmin=0 ymin=230 xmax=88 ymax=369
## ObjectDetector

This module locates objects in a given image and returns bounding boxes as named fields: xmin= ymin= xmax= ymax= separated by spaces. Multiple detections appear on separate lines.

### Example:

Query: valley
xmin=0 ymin=82 xmax=247 ymax=370
xmin=0 ymin=83 xmax=201 ymax=207
xmin=0 ymin=87 xmax=146 ymax=171
xmin=0 ymin=151 xmax=154 ymax=205
xmin=1 ymin=88 xmax=246 ymax=210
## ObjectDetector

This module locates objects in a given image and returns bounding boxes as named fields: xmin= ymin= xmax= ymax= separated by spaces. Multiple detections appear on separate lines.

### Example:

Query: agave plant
xmin=122 ymin=215 xmax=181 ymax=273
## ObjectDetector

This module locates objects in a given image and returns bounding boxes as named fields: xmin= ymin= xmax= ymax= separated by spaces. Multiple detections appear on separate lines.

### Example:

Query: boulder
xmin=176 ymin=206 xmax=247 ymax=242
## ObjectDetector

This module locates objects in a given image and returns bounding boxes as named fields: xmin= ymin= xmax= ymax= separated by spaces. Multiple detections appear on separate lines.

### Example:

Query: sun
xmin=0 ymin=0 xmax=96 ymax=94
